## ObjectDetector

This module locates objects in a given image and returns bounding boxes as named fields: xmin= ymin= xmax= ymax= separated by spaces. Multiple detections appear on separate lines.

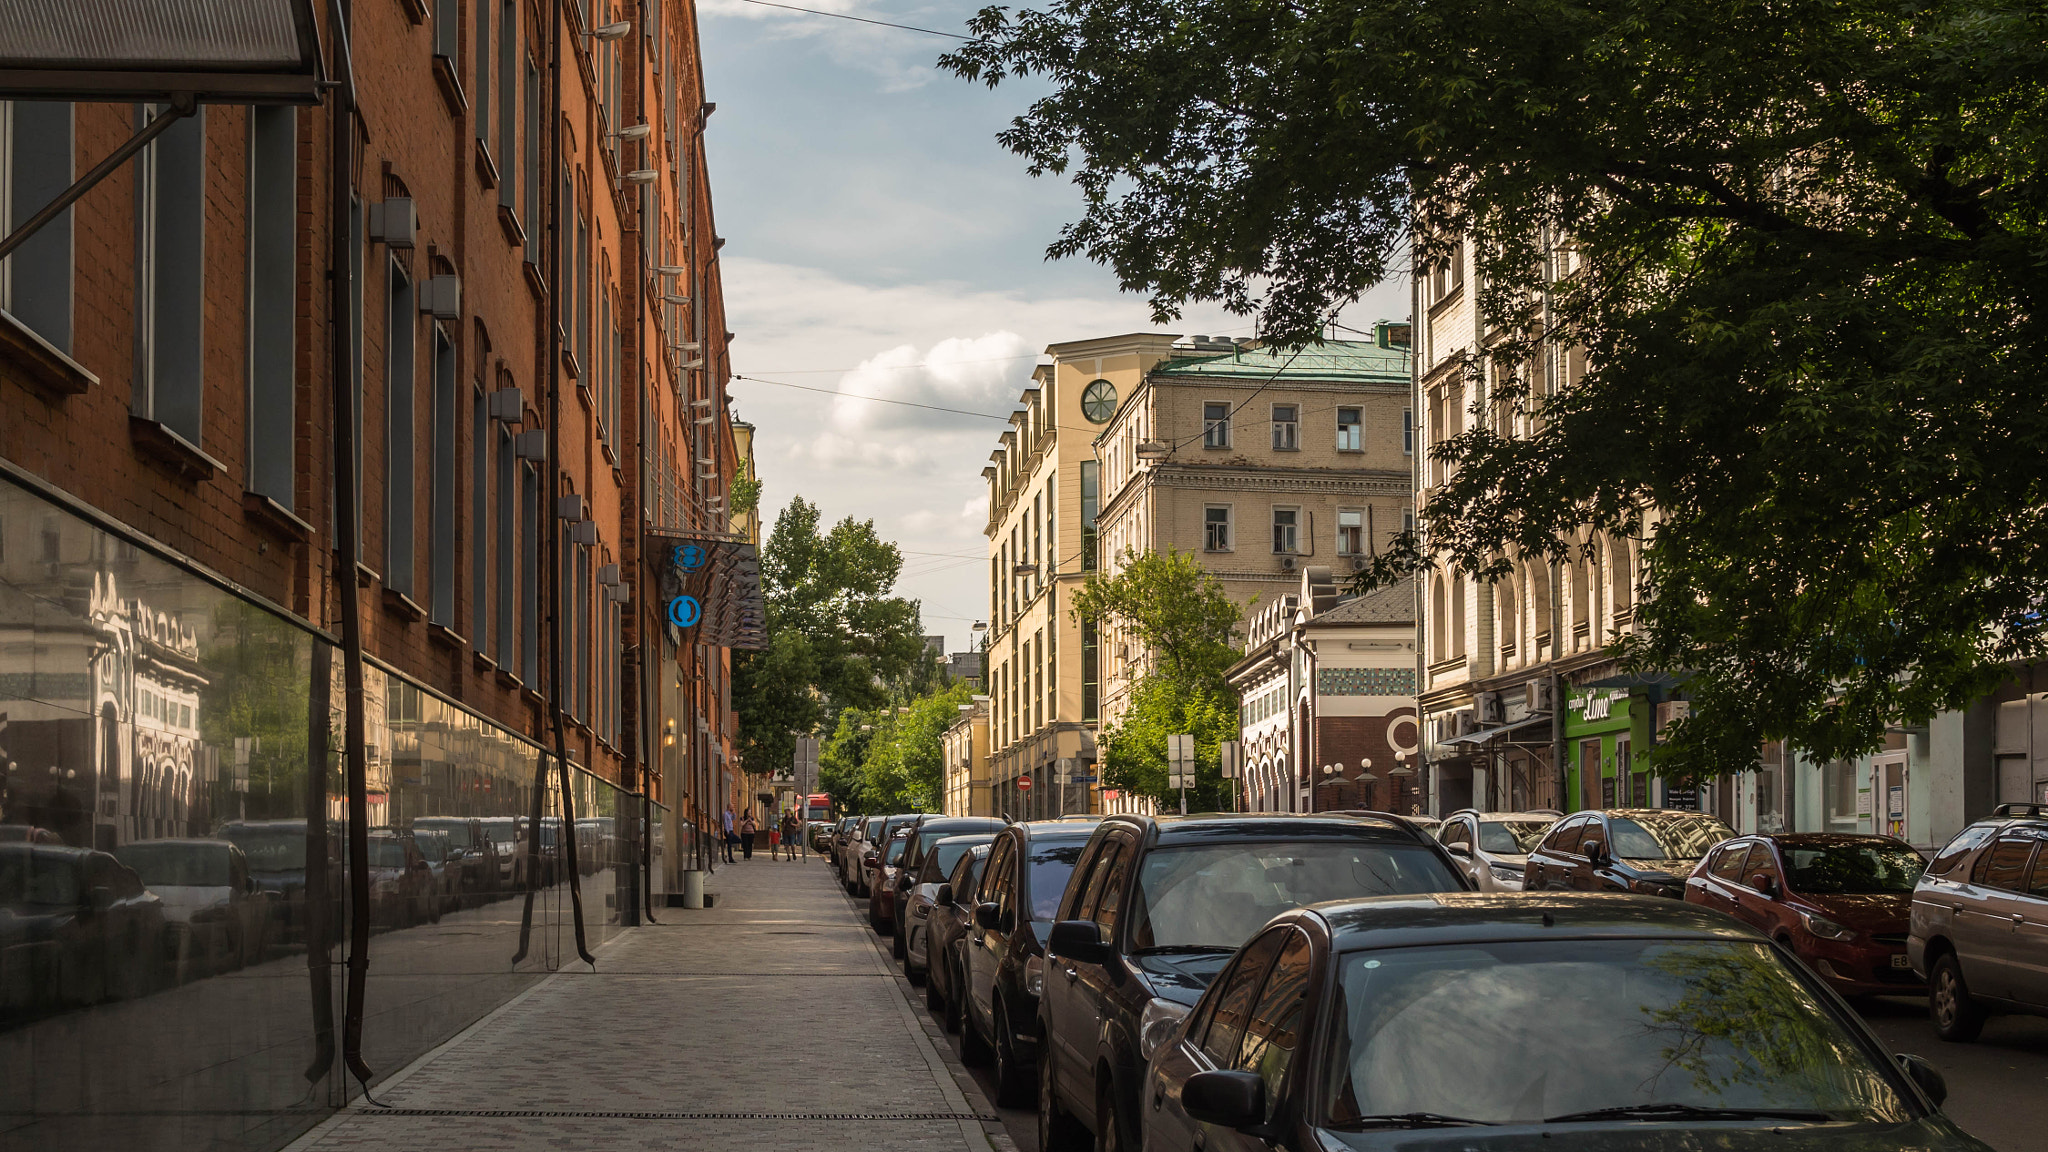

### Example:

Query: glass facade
xmin=0 ymin=475 xmax=635 ymax=1150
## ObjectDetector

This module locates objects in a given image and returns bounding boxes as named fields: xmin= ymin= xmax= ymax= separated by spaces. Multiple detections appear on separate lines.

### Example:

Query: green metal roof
xmin=1152 ymin=338 xmax=1409 ymax=384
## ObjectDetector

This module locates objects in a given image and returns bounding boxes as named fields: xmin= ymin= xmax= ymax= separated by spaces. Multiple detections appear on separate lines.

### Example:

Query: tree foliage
xmin=733 ymin=497 xmax=928 ymax=778
xmin=819 ymin=681 xmax=977 ymax=815
xmin=948 ymin=1 xmax=2048 ymax=777
xmin=1098 ymin=672 xmax=1240 ymax=810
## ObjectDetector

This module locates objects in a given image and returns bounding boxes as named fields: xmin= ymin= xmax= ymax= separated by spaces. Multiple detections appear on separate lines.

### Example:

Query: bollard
xmin=681 ymin=869 xmax=705 ymax=909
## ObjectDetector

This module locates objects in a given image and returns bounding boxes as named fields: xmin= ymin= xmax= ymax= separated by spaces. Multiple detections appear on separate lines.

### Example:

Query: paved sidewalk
xmin=286 ymin=856 xmax=998 ymax=1152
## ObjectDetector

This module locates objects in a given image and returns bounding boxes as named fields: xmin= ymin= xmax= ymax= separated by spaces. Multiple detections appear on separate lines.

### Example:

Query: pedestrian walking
xmin=739 ymin=812 xmax=757 ymax=860
xmin=722 ymin=806 xmax=737 ymax=864
xmin=779 ymin=810 xmax=802 ymax=861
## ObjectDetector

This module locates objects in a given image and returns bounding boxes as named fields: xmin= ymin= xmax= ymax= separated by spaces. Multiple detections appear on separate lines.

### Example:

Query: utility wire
xmin=728 ymin=0 xmax=974 ymax=39
xmin=733 ymin=373 xmax=1011 ymax=422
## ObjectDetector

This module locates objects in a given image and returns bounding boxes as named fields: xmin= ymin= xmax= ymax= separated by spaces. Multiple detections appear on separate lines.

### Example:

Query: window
xmin=495 ymin=424 xmax=516 ymax=659
xmin=498 ymin=0 xmax=519 ymax=208
xmin=430 ymin=326 xmax=458 ymax=626
xmin=433 ymin=0 xmax=459 ymax=62
xmin=1271 ymin=404 xmax=1298 ymax=451
xmin=1204 ymin=505 xmax=1231 ymax=552
xmin=1094 ymin=837 xmax=1132 ymax=939
xmin=1201 ymin=927 xmax=1289 ymax=1066
xmin=1203 ymin=402 xmax=1230 ymax=448
xmin=472 ymin=385 xmax=491 ymax=652
xmin=246 ymin=106 xmax=296 ymax=505
xmin=1403 ymin=408 xmax=1414 ymax=454
xmin=1337 ymin=510 xmax=1363 ymax=555
xmin=1236 ymin=930 xmax=1311 ymax=1122
xmin=474 ymin=0 xmax=491 ymax=147
xmin=1272 ymin=507 xmax=1298 ymax=554
xmin=1971 ymin=836 xmax=2036 ymax=892
xmin=522 ymin=60 xmax=540 ymax=228
xmin=520 ymin=463 xmax=539 ymax=684
xmin=1336 ymin=407 xmax=1362 ymax=451
xmin=1710 ymin=843 xmax=1753 ymax=882
xmin=1081 ymin=616 xmax=1098 ymax=722
xmin=136 ymin=104 xmax=207 ymax=446
xmin=385 ymin=260 xmax=417 ymax=598
xmin=348 ymin=197 xmax=365 ymax=548
xmin=2 ymin=100 xmax=76 ymax=352
xmin=1080 ymin=460 xmax=1099 ymax=570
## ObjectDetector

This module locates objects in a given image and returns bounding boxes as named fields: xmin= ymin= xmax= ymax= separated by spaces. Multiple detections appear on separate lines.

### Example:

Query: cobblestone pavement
xmin=286 ymin=855 xmax=1007 ymax=1152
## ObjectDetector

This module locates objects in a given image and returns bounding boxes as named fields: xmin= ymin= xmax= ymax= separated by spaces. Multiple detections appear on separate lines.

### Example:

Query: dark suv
xmin=1910 ymin=803 xmax=2048 ymax=1040
xmin=891 ymin=816 xmax=1006 ymax=961
xmin=1523 ymin=808 xmax=1734 ymax=897
xmin=958 ymin=818 xmax=1101 ymax=1105
xmin=1037 ymin=812 xmax=1468 ymax=1151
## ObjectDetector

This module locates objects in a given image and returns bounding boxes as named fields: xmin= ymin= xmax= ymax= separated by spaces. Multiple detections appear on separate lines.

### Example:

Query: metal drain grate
xmin=357 ymin=1108 xmax=1001 ymax=1122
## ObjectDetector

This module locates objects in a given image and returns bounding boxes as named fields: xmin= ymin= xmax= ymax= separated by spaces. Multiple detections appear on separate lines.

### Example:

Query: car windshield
xmin=1784 ymin=843 xmax=1924 ymax=894
xmin=1478 ymin=821 xmax=1551 ymax=855
xmin=1609 ymin=814 xmax=1736 ymax=861
xmin=221 ymin=827 xmax=307 ymax=871
xmin=115 ymin=843 xmax=229 ymax=886
xmin=885 ymin=837 xmax=908 ymax=865
xmin=0 ymin=849 xmax=80 ymax=906
xmin=1028 ymin=841 xmax=1087 ymax=920
xmin=415 ymin=820 xmax=474 ymax=849
xmin=1129 ymin=840 xmax=1461 ymax=952
xmin=1325 ymin=938 xmax=1911 ymax=1127
xmin=367 ymin=840 xmax=410 ymax=868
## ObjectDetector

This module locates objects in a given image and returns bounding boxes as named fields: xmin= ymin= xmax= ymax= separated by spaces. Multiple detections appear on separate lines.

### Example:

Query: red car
xmin=1685 ymin=832 xmax=1927 ymax=996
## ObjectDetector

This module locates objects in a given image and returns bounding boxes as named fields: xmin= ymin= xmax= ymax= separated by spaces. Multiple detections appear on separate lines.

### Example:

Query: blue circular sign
xmin=672 ymin=543 xmax=708 ymax=572
xmin=667 ymin=595 xmax=702 ymax=628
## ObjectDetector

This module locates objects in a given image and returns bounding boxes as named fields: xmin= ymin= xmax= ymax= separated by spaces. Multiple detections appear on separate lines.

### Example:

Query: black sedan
xmin=1522 ymin=808 xmax=1735 ymax=897
xmin=1040 ymin=812 xmax=1468 ymax=1152
xmin=1143 ymin=891 xmax=1985 ymax=1151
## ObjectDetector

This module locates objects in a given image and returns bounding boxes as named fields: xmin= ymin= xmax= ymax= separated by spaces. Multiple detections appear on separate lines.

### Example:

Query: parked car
xmin=0 ymin=843 xmax=165 ymax=1015
xmin=903 ymin=830 xmax=999 ymax=982
xmin=957 ymin=819 xmax=1100 ymax=1105
xmin=477 ymin=817 xmax=522 ymax=890
xmin=1910 ymin=803 xmax=2048 ymax=1041
xmin=1434 ymin=809 xmax=1558 ymax=890
xmin=807 ymin=820 xmax=834 ymax=855
xmin=114 ymin=838 xmax=272 ymax=976
xmin=1040 ymin=812 xmax=1470 ymax=1150
xmin=1523 ymin=808 xmax=1735 ymax=896
xmin=868 ymin=827 xmax=914 ymax=934
xmin=893 ymin=816 xmax=1007 ymax=961
xmin=412 ymin=816 xmax=498 ymax=901
xmin=862 ymin=813 xmax=923 ymax=919
xmin=927 ymin=842 xmax=993 ymax=1029
xmin=364 ymin=831 xmax=436 ymax=927
xmin=406 ymin=828 xmax=462 ymax=915
xmin=829 ymin=816 xmax=858 ymax=869
xmin=1686 ymin=832 xmax=1926 ymax=997
xmin=843 ymin=815 xmax=888 ymax=894
xmin=1141 ymin=891 xmax=1981 ymax=1152
xmin=218 ymin=818 xmax=344 ymax=945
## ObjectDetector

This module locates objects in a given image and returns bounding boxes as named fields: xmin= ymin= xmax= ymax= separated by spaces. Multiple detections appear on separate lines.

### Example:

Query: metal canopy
xmin=1442 ymin=711 xmax=1554 ymax=747
xmin=0 ymin=0 xmax=324 ymax=105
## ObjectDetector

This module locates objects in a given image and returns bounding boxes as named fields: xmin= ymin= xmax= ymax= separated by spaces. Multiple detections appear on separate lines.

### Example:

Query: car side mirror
xmin=1896 ymin=1053 xmax=1946 ymax=1107
xmin=88 ymin=885 xmax=115 ymax=913
xmin=1182 ymin=1070 xmax=1265 ymax=1130
xmin=1445 ymin=843 xmax=1471 ymax=858
xmin=1585 ymin=843 xmax=1608 ymax=867
xmin=975 ymin=901 xmax=1001 ymax=930
xmin=935 ymin=883 xmax=953 ymax=906
xmin=1754 ymin=875 xmax=1780 ymax=899
xmin=1048 ymin=919 xmax=1113 ymax=964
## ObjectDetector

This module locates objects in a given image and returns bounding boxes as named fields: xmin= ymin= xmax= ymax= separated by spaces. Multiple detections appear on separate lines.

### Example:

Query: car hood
xmin=1798 ymin=891 xmax=1913 ymax=931
xmin=151 ymin=885 xmax=233 ymax=923
xmin=1322 ymin=1116 xmax=1986 ymax=1151
xmin=1133 ymin=952 xmax=1236 ymax=1006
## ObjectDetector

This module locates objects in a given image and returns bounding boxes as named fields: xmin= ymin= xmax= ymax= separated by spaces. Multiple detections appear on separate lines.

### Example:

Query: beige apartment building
xmin=1092 ymin=337 xmax=1415 ymax=733
xmin=941 ymin=695 xmax=993 ymax=815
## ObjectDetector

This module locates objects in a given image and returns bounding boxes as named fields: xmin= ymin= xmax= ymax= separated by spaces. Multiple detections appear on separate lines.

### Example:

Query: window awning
xmin=647 ymin=530 xmax=766 ymax=651
xmin=1441 ymin=711 xmax=1554 ymax=746
xmin=0 ymin=0 xmax=325 ymax=105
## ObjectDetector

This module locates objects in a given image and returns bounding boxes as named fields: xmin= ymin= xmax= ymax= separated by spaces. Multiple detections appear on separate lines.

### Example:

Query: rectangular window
xmin=575 ymin=209 xmax=588 ymax=370
xmin=472 ymin=387 xmax=491 ymax=652
xmin=385 ymin=261 xmax=417 ymax=597
xmin=1337 ymin=510 xmax=1363 ymax=555
xmin=1081 ymin=616 xmax=1098 ymax=722
xmin=474 ymin=0 xmax=491 ymax=147
xmin=349 ymin=197 xmax=365 ymax=549
xmin=523 ymin=62 xmax=541 ymax=234
xmin=246 ymin=105 xmax=296 ymax=505
xmin=136 ymin=104 xmax=207 ymax=446
xmin=560 ymin=525 xmax=577 ymax=712
xmin=520 ymin=463 xmax=539 ymax=684
xmin=1079 ymin=460 xmax=1099 ymax=571
xmin=433 ymin=0 xmax=459 ymax=61
xmin=1204 ymin=505 xmax=1231 ymax=552
xmin=496 ymin=426 xmax=517 ymax=660
xmin=1336 ymin=407 xmax=1362 ymax=452
xmin=1272 ymin=507 xmax=1299 ymax=554
xmin=430 ymin=326 xmax=458 ymax=626
xmin=1403 ymin=408 xmax=1414 ymax=454
xmin=1270 ymin=404 xmax=1298 ymax=451
xmin=2 ymin=100 xmax=77 ymax=352
xmin=1203 ymin=401 xmax=1230 ymax=448
xmin=577 ymin=546 xmax=591 ymax=723
xmin=498 ymin=1 xmax=519 ymax=209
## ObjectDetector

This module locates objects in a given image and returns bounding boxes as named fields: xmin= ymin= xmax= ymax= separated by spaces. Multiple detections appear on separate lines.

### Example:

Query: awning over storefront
xmin=1442 ymin=712 xmax=1554 ymax=747
xmin=646 ymin=530 xmax=766 ymax=651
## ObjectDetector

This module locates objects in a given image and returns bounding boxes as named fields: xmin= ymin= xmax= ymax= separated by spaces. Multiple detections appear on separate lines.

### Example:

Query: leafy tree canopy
xmin=819 ymin=681 xmax=978 ymax=814
xmin=948 ymin=1 xmax=2048 ymax=778
xmin=734 ymin=496 xmax=928 ymax=778
xmin=1069 ymin=548 xmax=1243 ymax=682
xmin=1098 ymin=670 xmax=1240 ymax=810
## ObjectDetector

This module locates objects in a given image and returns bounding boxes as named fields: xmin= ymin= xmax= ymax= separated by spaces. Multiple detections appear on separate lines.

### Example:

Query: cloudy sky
xmin=697 ymin=0 xmax=1407 ymax=650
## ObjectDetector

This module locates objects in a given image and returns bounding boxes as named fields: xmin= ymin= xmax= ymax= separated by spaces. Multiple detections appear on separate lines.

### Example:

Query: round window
xmin=1081 ymin=379 xmax=1118 ymax=423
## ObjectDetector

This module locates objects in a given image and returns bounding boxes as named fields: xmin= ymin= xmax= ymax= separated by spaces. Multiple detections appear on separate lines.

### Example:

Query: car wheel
xmin=1095 ymin=1076 xmax=1125 ymax=1152
xmin=1039 ymin=1045 xmax=1088 ymax=1152
xmin=992 ymin=1001 xmax=1032 ymax=1108
xmin=959 ymin=995 xmax=994 ymax=1067
xmin=1931 ymin=952 xmax=1987 ymax=1043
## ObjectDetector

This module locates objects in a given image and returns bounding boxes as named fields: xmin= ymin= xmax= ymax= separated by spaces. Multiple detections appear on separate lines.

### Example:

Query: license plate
xmin=1891 ymin=954 xmax=1912 ymax=970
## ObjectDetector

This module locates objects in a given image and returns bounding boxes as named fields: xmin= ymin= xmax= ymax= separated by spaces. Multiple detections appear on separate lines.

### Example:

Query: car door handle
xmin=1952 ymin=903 xmax=1965 ymax=914
xmin=1063 ymin=967 xmax=1078 ymax=983
xmin=2013 ymin=914 xmax=2026 ymax=925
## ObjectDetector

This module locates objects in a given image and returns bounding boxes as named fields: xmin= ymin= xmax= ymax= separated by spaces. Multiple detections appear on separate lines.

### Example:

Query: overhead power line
xmin=728 ymin=0 xmax=974 ymax=39
xmin=732 ymin=373 xmax=1012 ymax=422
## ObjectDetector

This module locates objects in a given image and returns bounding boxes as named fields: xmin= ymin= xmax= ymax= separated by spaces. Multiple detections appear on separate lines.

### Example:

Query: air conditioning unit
xmin=1475 ymin=691 xmax=1504 ymax=726
xmin=1525 ymin=678 xmax=1556 ymax=713
xmin=1280 ymin=555 xmax=1298 ymax=572
xmin=368 ymin=198 xmax=416 ymax=248
xmin=1350 ymin=555 xmax=1369 ymax=572
xmin=418 ymin=274 xmax=461 ymax=319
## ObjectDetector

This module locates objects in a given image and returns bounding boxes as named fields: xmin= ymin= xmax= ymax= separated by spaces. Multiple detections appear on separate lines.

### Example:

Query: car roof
xmin=1012 ymin=819 xmax=1101 ymax=843
xmin=1106 ymin=811 xmax=1437 ymax=846
xmin=1315 ymin=890 xmax=1767 ymax=949
xmin=915 ymin=817 xmax=1007 ymax=832
xmin=930 ymin=832 xmax=997 ymax=848
xmin=1448 ymin=810 xmax=1562 ymax=822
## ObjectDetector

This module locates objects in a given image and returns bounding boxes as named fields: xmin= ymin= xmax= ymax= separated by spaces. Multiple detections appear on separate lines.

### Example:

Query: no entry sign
xmin=1016 ymin=775 xmax=1032 ymax=790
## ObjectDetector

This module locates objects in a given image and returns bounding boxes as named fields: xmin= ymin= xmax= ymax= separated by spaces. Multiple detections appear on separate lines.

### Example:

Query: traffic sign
xmin=1016 ymin=775 xmax=1033 ymax=790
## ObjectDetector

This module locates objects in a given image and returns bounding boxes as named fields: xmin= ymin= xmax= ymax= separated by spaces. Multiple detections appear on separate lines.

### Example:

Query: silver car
xmin=841 ymin=815 xmax=886 ymax=894
xmin=1909 ymin=803 xmax=2048 ymax=1041
xmin=1435 ymin=809 xmax=1560 ymax=891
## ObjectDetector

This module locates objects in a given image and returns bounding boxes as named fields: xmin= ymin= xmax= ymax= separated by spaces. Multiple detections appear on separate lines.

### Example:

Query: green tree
xmin=1098 ymin=672 xmax=1240 ymax=810
xmin=946 ymin=2 xmax=2048 ymax=778
xmin=734 ymin=497 xmax=928 ymax=779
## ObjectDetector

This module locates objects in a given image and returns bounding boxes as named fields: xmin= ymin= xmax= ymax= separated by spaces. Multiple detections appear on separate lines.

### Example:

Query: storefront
xmin=1563 ymin=687 xmax=1650 ymax=811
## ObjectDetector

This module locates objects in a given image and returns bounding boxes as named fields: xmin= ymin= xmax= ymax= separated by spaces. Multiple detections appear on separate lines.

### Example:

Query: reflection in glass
xmin=1129 ymin=841 xmax=1462 ymax=950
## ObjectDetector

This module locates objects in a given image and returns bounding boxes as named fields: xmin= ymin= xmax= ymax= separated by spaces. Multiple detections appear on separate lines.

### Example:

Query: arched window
xmin=1450 ymin=576 xmax=1467 ymax=657
xmin=1430 ymin=573 xmax=1448 ymax=658
xmin=1530 ymin=560 xmax=1552 ymax=644
xmin=1571 ymin=543 xmax=1592 ymax=633
xmin=1496 ymin=579 xmax=1518 ymax=660
xmin=1610 ymin=536 xmax=1633 ymax=615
